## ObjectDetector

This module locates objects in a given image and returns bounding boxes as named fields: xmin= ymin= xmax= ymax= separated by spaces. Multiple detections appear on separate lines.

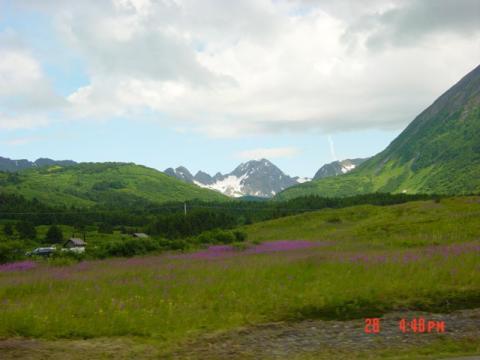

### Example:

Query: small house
xmin=64 ymin=238 xmax=86 ymax=249
xmin=132 ymin=233 xmax=149 ymax=239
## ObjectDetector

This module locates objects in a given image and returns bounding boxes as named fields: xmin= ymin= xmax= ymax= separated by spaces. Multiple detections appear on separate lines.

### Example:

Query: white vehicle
xmin=26 ymin=247 xmax=56 ymax=257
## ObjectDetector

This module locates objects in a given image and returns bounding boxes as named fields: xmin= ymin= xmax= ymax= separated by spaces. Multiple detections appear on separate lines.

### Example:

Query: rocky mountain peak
xmin=164 ymin=159 xmax=307 ymax=198
xmin=313 ymin=158 xmax=368 ymax=180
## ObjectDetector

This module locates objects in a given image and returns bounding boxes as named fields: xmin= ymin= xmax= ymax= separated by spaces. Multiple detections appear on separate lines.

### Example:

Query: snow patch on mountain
xmin=341 ymin=163 xmax=356 ymax=173
xmin=294 ymin=176 xmax=311 ymax=184
xmin=313 ymin=158 xmax=368 ymax=180
xmin=200 ymin=174 xmax=248 ymax=198
xmin=164 ymin=159 xmax=309 ymax=198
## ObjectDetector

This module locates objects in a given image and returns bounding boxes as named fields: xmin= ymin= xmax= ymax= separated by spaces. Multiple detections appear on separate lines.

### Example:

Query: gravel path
xmin=0 ymin=309 xmax=478 ymax=359
xmin=172 ymin=308 xmax=480 ymax=359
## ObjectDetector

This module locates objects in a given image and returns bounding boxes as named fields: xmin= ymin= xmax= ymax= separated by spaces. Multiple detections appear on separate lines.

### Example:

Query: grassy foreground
xmin=0 ymin=196 xmax=479 ymax=358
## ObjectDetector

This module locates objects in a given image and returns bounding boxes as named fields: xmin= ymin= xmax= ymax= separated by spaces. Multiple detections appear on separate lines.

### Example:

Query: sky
xmin=0 ymin=0 xmax=479 ymax=177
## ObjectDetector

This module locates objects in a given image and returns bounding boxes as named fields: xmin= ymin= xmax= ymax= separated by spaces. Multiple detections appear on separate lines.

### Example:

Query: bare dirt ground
xmin=1 ymin=308 xmax=479 ymax=360
xmin=0 ymin=337 xmax=165 ymax=360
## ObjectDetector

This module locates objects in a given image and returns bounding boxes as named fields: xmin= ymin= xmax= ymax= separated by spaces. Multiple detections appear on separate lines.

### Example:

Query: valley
xmin=1 ymin=4 xmax=479 ymax=357
xmin=1 ymin=197 xmax=479 ymax=359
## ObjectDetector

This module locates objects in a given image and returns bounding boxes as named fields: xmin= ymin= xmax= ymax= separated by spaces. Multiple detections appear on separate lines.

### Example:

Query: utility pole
xmin=184 ymin=202 xmax=187 ymax=216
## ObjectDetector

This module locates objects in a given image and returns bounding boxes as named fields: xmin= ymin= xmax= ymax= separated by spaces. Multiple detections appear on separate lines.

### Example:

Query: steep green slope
xmin=278 ymin=64 xmax=480 ymax=200
xmin=246 ymin=196 xmax=480 ymax=248
xmin=0 ymin=162 xmax=227 ymax=207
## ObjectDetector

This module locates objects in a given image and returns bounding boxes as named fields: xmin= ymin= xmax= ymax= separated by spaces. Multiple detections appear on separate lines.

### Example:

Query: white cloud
xmin=236 ymin=147 xmax=300 ymax=160
xmin=0 ymin=48 xmax=62 ymax=110
xmin=9 ymin=0 xmax=480 ymax=136
xmin=341 ymin=0 xmax=480 ymax=50
xmin=0 ymin=113 xmax=50 ymax=130
xmin=0 ymin=50 xmax=42 ymax=94
xmin=0 ymin=30 xmax=65 ymax=130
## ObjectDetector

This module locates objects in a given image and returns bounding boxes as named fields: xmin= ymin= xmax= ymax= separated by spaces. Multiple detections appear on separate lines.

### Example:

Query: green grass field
xmin=1 ymin=196 xmax=479 ymax=359
xmin=245 ymin=196 xmax=480 ymax=249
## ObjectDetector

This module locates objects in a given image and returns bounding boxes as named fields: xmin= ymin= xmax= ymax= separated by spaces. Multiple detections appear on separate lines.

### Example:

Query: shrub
xmin=15 ymin=221 xmax=37 ymax=240
xmin=326 ymin=216 xmax=342 ymax=224
xmin=193 ymin=229 xmax=244 ymax=245
xmin=92 ymin=237 xmax=161 ymax=258
xmin=45 ymin=225 xmax=64 ymax=244
xmin=98 ymin=223 xmax=114 ymax=234
xmin=160 ymin=239 xmax=188 ymax=251
xmin=213 ymin=230 xmax=236 ymax=244
xmin=196 ymin=232 xmax=212 ymax=244
xmin=0 ymin=241 xmax=25 ymax=264
xmin=3 ymin=223 xmax=14 ymax=237
xmin=233 ymin=230 xmax=247 ymax=242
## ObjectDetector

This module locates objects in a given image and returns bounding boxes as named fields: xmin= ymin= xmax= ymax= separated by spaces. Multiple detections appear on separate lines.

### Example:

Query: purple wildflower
xmin=0 ymin=261 xmax=36 ymax=272
xmin=171 ymin=240 xmax=326 ymax=260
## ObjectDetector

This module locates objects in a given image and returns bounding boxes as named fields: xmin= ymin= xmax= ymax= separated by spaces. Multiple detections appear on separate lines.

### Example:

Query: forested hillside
xmin=0 ymin=162 xmax=227 ymax=207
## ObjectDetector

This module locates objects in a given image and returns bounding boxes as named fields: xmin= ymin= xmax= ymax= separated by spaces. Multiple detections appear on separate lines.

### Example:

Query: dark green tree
xmin=45 ymin=225 xmax=64 ymax=244
xmin=16 ymin=221 xmax=36 ymax=240
xmin=98 ymin=223 xmax=113 ymax=234
xmin=3 ymin=223 xmax=14 ymax=237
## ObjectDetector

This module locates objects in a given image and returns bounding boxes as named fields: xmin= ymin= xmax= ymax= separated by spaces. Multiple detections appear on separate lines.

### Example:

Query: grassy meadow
xmin=245 ymin=196 xmax=480 ymax=248
xmin=1 ymin=196 xmax=480 ymax=358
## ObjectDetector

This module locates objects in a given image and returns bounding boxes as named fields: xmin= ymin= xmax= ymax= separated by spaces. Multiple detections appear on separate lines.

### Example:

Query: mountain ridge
xmin=277 ymin=64 xmax=480 ymax=200
xmin=313 ymin=158 xmax=368 ymax=180
xmin=164 ymin=157 xmax=369 ymax=198
xmin=0 ymin=156 xmax=77 ymax=172
xmin=0 ymin=162 xmax=228 ymax=206
xmin=164 ymin=159 xmax=303 ymax=198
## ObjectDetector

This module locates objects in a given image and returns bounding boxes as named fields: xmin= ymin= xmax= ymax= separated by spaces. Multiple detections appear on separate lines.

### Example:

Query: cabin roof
xmin=66 ymin=238 xmax=86 ymax=246
xmin=132 ymin=233 xmax=149 ymax=238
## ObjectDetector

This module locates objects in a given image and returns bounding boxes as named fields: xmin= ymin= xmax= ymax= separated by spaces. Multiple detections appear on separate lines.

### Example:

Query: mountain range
xmin=164 ymin=159 xmax=310 ymax=198
xmin=0 ymin=156 xmax=362 ymax=201
xmin=163 ymin=158 xmax=367 ymax=198
xmin=277 ymin=64 xmax=480 ymax=199
xmin=0 ymin=157 xmax=77 ymax=172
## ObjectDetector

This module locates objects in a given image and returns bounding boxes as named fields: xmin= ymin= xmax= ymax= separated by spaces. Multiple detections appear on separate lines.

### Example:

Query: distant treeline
xmin=0 ymin=192 xmax=440 ymax=239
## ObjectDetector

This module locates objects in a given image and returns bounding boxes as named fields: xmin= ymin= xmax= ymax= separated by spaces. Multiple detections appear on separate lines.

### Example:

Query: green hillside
xmin=0 ymin=162 xmax=227 ymax=207
xmin=278 ymin=64 xmax=480 ymax=200
xmin=245 ymin=196 xmax=480 ymax=249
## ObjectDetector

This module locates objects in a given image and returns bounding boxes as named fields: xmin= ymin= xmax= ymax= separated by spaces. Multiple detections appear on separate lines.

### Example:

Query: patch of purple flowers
xmin=246 ymin=240 xmax=322 ymax=254
xmin=0 ymin=261 xmax=36 ymax=272
xmin=174 ymin=240 xmax=326 ymax=260
xmin=336 ymin=242 xmax=480 ymax=265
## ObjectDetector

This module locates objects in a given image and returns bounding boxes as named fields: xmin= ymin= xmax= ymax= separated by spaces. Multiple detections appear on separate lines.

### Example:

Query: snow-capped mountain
xmin=313 ymin=158 xmax=368 ymax=180
xmin=164 ymin=159 xmax=309 ymax=198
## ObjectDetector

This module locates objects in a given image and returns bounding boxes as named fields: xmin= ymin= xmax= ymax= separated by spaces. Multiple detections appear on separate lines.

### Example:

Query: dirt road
xmin=1 ymin=308 xmax=479 ymax=359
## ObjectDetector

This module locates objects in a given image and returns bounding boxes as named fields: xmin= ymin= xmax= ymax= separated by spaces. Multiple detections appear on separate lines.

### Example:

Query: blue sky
xmin=1 ymin=0 xmax=479 ymax=177
xmin=0 ymin=118 xmax=399 ymax=177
